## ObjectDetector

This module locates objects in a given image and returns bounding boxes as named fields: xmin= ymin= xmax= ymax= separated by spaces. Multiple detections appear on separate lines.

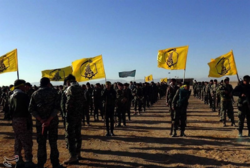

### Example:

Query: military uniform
xmin=64 ymin=82 xmax=85 ymax=160
xmin=166 ymin=83 xmax=179 ymax=132
xmin=116 ymin=85 xmax=126 ymax=127
xmin=217 ymin=80 xmax=235 ymax=126
xmin=93 ymin=85 xmax=104 ymax=121
xmin=233 ymin=77 xmax=250 ymax=136
xmin=133 ymin=84 xmax=143 ymax=114
xmin=123 ymin=84 xmax=132 ymax=121
xmin=9 ymin=88 xmax=33 ymax=167
xmin=29 ymin=86 xmax=61 ymax=168
xmin=172 ymin=86 xmax=191 ymax=137
xmin=102 ymin=86 xmax=116 ymax=136
xmin=210 ymin=82 xmax=219 ymax=112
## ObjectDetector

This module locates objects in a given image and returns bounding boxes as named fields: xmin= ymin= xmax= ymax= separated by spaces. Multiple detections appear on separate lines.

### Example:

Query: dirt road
xmin=1 ymin=95 xmax=250 ymax=168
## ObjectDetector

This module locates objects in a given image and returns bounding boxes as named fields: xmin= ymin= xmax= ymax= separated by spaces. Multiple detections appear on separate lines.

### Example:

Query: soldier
xmin=233 ymin=75 xmax=250 ymax=137
xmin=29 ymin=77 xmax=64 ymax=168
xmin=133 ymin=83 xmax=143 ymax=115
xmin=82 ymin=84 xmax=90 ymax=126
xmin=172 ymin=82 xmax=191 ymax=137
xmin=1 ymin=87 xmax=10 ymax=120
xmin=63 ymin=74 xmax=85 ymax=164
xmin=102 ymin=81 xmax=116 ymax=136
xmin=217 ymin=77 xmax=235 ymax=127
xmin=25 ymin=83 xmax=35 ymax=100
xmin=9 ymin=79 xmax=35 ymax=168
xmin=210 ymin=79 xmax=219 ymax=112
xmin=93 ymin=83 xmax=104 ymax=121
xmin=86 ymin=82 xmax=93 ymax=116
xmin=193 ymin=80 xmax=198 ymax=97
xmin=166 ymin=79 xmax=179 ymax=135
xmin=123 ymin=83 xmax=132 ymax=121
xmin=116 ymin=83 xmax=127 ymax=127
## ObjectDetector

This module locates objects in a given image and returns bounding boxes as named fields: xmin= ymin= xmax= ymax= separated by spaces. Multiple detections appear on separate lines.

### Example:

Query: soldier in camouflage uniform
xmin=63 ymin=74 xmax=85 ymax=164
xmin=166 ymin=79 xmax=179 ymax=135
xmin=102 ymin=81 xmax=117 ymax=136
xmin=233 ymin=75 xmax=250 ymax=137
xmin=9 ymin=79 xmax=35 ymax=168
xmin=93 ymin=83 xmax=104 ymax=121
xmin=123 ymin=83 xmax=132 ymax=121
xmin=25 ymin=82 xmax=34 ymax=100
xmin=210 ymin=79 xmax=219 ymax=112
xmin=133 ymin=83 xmax=143 ymax=115
xmin=116 ymin=83 xmax=127 ymax=127
xmin=86 ymin=82 xmax=93 ymax=116
xmin=217 ymin=77 xmax=235 ymax=127
xmin=172 ymin=82 xmax=191 ymax=137
xmin=29 ymin=77 xmax=63 ymax=168
xmin=82 ymin=84 xmax=90 ymax=126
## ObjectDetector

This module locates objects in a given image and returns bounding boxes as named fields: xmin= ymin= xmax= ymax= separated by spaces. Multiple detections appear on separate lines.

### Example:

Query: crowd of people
xmin=1 ymin=74 xmax=250 ymax=168
xmin=0 ymin=75 xmax=167 ymax=168
xmin=192 ymin=76 xmax=250 ymax=137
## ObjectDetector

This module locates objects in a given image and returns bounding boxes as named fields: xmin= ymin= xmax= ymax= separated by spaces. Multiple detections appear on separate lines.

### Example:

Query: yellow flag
xmin=145 ymin=74 xmax=153 ymax=82
xmin=157 ymin=45 xmax=188 ymax=70
xmin=208 ymin=50 xmax=237 ymax=78
xmin=72 ymin=55 xmax=106 ymax=82
xmin=160 ymin=78 xmax=168 ymax=83
xmin=0 ymin=49 xmax=18 ymax=74
xmin=42 ymin=66 xmax=73 ymax=81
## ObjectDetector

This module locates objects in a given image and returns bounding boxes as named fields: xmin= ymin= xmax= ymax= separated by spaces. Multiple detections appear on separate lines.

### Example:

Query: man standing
xmin=102 ymin=81 xmax=116 ymax=136
xmin=166 ymin=79 xmax=179 ymax=135
xmin=25 ymin=82 xmax=34 ymax=100
xmin=124 ymin=83 xmax=133 ymax=121
xmin=82 ymin=84 xmax=90 ymax=126
xmin=210 ymin=79 xmax=219 ymax=112
xmin=29 ymin=77 xmax=63 ymax=168
xmin=172 ymin=82 xmax=191 ymax=137
xmin=116 ymin=83 xmax=127 ymax=127
xmin=93 ymin=83 xmax=104 ymax=121
xmin=233 ymin=75 xmax=250 ymax=137
xmin=133 ymin=83 xmax=143 ymax=115
xmin=218 ymin=77 xmax=235 ymax=127
xmin=63 ymin=74 xmax=85 ymax=164
xmin=9 ymin=80 xmax=35 ymax=168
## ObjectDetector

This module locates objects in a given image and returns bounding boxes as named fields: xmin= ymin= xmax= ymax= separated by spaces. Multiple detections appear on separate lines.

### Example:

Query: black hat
xmin=14 ymin=79 xmax=26 ymax=88
xmin=117 ymin=82 xmax=123 ymax=86
xmin=65 ymin=74 xmax=76 ymax=82
xmin=40 ymin=77 xmax=50 ymax=87
xmin=224 ymin=77 xmax=230 ymax=81
xmin=243 ymin=75 xmax=250 ymax=81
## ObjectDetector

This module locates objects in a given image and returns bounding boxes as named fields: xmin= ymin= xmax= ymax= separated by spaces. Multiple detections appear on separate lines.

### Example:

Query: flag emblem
xmin=0 ymin=56 xmax=9 ymax=72
xmin=165 ymin=48 xmax=179 ymax=68
xmin=215 ymin=57 xmax=230 ymax=75
xmin=80 ymin=59 xmax=98 ymax=79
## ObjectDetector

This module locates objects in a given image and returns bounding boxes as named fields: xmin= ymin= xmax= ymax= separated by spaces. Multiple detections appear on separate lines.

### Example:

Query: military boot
xmin=239 ymin=130 xmax=243 ymax=137
xmin=64 ymin=156 xmax=79 ymax=164
xmin=171 ymin=130 xmax=177 ymax=137
xmin=180 ymin=131 xmax=186 ymax=137
xmin=77 ymin=152 xmax=84 ymax=160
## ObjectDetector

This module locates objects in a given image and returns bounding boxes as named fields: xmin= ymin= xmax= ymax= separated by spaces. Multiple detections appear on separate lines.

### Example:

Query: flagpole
xmin=183 ymin=69 xmax=186 ymax=83
xmin=16 ymin=49 xmax=19 ymax=79
xmin=183 ymin=45 xmax=189 ymax=83
xmin=101 ymin=55 xmax=107 ymax=83
xmin=231 ymin=50 xmax=240 ymax=82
